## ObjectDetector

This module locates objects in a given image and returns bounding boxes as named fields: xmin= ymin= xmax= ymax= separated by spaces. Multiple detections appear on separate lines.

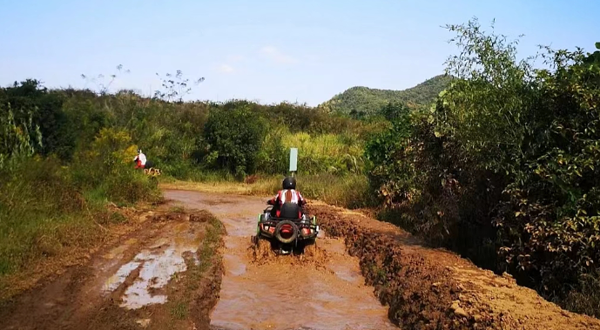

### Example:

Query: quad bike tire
xmin=274 ymin=220 xmax=299 ymax=244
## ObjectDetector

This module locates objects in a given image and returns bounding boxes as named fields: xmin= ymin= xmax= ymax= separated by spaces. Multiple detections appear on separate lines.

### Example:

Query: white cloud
xmin=217 ymin=64 xmax=235 ymax=74
xmin=260 ymin=46 xmax=298 ymax=64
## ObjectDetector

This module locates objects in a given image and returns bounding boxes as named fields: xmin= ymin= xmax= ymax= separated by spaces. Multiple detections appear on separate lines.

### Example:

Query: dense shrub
xmin=0 ymin=80 xmax=76 ymax=160
xmin=0 ymin=121 xmax=159 ymax=279
xmin=365 ymin=18 xmax=600 ymax=316
xmin=364 ymin=102 xmax=414 ymax=206
xmin=201 ymin=106 xmax=267 ymax=177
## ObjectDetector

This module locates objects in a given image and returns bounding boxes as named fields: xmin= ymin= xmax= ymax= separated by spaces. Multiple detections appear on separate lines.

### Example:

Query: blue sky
xmin=0 ymin=0 xmax=597 ymax=106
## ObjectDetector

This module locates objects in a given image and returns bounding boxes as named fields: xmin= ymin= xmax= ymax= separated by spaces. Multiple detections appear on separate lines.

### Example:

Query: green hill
xmin=320 ymin=74 xmax=453 ymax=116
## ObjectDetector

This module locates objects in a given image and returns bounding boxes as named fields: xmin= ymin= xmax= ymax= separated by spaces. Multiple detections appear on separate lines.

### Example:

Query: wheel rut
xmin=164 ymin=190 xmax=397 ymax=330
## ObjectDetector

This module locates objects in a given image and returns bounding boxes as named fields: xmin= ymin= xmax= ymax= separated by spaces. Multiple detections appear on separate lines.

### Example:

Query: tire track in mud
xmin=164 ymin=190 xmax=398 ymax=330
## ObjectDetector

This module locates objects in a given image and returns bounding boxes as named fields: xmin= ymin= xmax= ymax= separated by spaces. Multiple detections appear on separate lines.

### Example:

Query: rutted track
xmin=164 ymin=190 xmax=397 ymax=330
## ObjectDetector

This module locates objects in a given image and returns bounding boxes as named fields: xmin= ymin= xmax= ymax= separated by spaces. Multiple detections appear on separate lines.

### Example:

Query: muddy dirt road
xmin=4 ymin=188 xmax=599 ymax=330
xmin=0 ymin=190 xmax=396 ymax=330
xmin=164 ymin=190 xmax=397 ymax=330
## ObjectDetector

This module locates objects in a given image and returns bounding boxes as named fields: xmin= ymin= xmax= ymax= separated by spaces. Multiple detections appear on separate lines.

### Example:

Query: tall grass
xmin=161 ymin=127 xmax=375 ymax=209
xmin=279 ymin=132 xmax=365 ymax=175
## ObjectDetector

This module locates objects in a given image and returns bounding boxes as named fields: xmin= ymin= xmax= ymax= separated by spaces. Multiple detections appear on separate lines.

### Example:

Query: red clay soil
xmin=307 ymin=204 xmax=600 ymax=330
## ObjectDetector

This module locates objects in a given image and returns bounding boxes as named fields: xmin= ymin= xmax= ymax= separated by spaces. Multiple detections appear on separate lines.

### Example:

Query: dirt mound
xmin=307 ymin=204 xmax=600 ymax=330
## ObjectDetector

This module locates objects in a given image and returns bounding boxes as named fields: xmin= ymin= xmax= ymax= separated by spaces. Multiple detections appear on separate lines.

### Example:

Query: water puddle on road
xmin=164 ymin=190 xmax=398 ymax=330
xmin=101 ymin=221 xmax=203 ymax=310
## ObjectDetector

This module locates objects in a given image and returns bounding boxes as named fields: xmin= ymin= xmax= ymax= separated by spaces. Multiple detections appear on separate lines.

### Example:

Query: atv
xmin=143 ymin=167 xmax=162 ymax=176
xmin=251 ymin=202 xmax=319 ymax=255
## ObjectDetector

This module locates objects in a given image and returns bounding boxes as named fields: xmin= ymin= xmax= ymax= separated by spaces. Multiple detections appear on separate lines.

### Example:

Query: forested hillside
xmin=319 ymin=74 xmax=453 ymax=118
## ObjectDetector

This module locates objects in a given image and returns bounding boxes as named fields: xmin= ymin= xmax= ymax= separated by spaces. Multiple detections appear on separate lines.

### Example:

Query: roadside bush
xmin=201 ymin=105 xmax=267 ymax=178
xmin=0 ymin=80 xmax=75 ymax=160
xmin=71 ymin=127 xmax=160 ymax=205
xmin=255 ymin=125 xmax=289 ymax=175
xmin=364 ymin=102 xmax=415 ymax=206
xmin=279 ymin=132 xmax=365 ymax=175
xmin=366 ymin=17 xmax=600 ymax=316
xmin=0 ymin=157 xmax=86 ymax=277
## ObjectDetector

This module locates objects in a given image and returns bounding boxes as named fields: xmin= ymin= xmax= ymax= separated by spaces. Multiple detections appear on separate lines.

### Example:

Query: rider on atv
xmin=133 ymin=149 xmax=156 ymax=170
xmin=267 ymin=176 xmax=306 ymax=219
xmin=133 ymin=149 xmax=146 ymax=169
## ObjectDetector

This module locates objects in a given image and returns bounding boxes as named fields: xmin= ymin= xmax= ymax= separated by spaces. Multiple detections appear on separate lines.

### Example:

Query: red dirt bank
xmin=307 ymin=204 xmax=600 ymax=330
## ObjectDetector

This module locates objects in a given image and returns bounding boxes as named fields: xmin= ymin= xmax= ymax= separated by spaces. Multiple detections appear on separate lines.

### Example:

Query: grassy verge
xmin=0 ymin=157 xmax=161 ymax=303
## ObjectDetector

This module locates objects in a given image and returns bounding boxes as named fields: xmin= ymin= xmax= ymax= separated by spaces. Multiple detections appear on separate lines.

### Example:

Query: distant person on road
xmin=267 ymin=176 xmax=306 ymax=218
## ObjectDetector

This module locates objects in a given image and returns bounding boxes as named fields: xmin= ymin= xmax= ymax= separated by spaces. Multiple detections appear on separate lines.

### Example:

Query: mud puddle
xmin=164 ymin=190 xmax=397 ymax=330
xmin=101 ymin=221 xmax=204 ymax=310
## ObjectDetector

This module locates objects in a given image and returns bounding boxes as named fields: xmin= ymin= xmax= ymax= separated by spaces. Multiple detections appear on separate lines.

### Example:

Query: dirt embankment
xmin=308 ymin=204 xmax=600 ymax=330
xmin=0 ymin=206 xmax=225 ymax=330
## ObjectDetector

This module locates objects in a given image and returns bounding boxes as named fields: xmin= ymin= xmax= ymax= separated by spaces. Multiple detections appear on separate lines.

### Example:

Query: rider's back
xmin=279 ymin=201 xmax=302 ymax=219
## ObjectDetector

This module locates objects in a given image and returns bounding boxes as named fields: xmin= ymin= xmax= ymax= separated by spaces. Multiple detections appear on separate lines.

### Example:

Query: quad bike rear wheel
xmin=274 ymin=220 xmax=299 ymax=244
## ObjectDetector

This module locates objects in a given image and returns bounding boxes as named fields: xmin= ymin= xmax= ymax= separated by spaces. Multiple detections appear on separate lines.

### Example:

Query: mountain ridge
xmin=320 ymin=74 xmax=453 ymax=116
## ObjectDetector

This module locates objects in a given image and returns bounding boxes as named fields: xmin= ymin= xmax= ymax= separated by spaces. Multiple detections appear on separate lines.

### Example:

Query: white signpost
xmin=289 ymin=148 xmax=298 ymax=176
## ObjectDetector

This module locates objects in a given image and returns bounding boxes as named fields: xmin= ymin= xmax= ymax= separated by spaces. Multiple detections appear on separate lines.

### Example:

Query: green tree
xmin=0 ymin=80 xmax=75 ymax=160
xmin=364 ymin=17 xmax=600 ymax=316
xmin=364 ymin=102 xmax=413 ymax=205
xmin=202 ymin=106 xmax=266 ymax=177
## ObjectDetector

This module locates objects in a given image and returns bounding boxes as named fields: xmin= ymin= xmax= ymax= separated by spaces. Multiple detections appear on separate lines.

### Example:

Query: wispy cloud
xmin=217 ymin=64 xmax=235 ymax=74
xmin=260 ymin=46 xmax=298 ymax=64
